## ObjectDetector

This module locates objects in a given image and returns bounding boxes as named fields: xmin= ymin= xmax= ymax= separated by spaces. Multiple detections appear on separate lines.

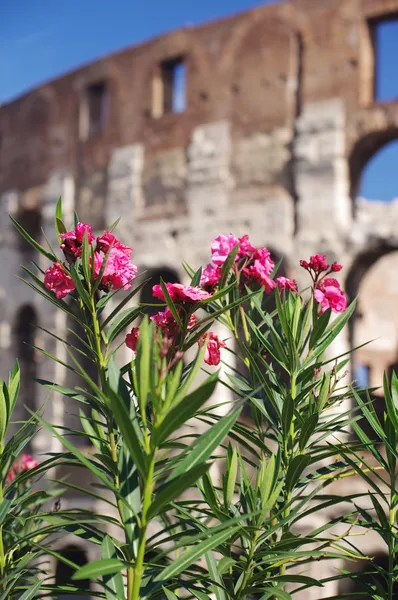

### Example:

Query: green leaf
xmin=154 ymin=526 xmax=240 ymax=582
xmin=160 ymin=279 xmax=183 ymax=329
xmin=152 ymin=373 xmax=219 ymax=446
xmin=54 ymin=196 xmax=64 ymax=244
xmin=162 ymin=588 xmax=179 ymax=600
xmin=286 ymin=454 xmax=310 ymax=492
xmin=102 ymin=536 xmax=126 ymax=600
xmin=17 ymin=580 xmax=42 ymax=600
xmin=107 ymin=306 xmax=142 ymax=343
xmin=147 ymin=463 xmax=209 ymax=520
xmin=0 ymin=380 xmax=7 ymax=439
xmin=225 ymin=447 xmax=238 ymax=507
xmin=281 ymin=394 xmax=294 ymax=436
xmin=135 ymin=317 xmax=151 ymax=415
xmin=205 ymin=550 xmax=227 ymax=600
xmin=299 ymin=413 xmax=318 ymax=450
xmin=260 ymin=587 xmax=292 ymax=600
xmin=10 ymin=215 xmax=57 ymax=261
xmin=72 ymin=558 xmax=126 ymax=580
xmin=107 ymin=361 xmax=147 ymax=479
xmin=172 ymin=409 xmax=240 ymax=478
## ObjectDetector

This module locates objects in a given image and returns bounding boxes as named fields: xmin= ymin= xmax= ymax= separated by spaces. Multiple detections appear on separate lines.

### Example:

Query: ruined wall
xmin=2 ymin=0 xmax=398 ymax=594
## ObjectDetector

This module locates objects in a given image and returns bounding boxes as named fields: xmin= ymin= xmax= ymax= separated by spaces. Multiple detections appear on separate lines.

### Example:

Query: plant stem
xmin=131 ymin=454 xmax=156 ymax=600
xmin=237 ymin=531 xmax=260 ymax=599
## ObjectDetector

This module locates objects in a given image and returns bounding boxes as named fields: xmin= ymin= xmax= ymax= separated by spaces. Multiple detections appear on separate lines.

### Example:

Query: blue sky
xmin=1 ymin=0 xmax=398 ymax=200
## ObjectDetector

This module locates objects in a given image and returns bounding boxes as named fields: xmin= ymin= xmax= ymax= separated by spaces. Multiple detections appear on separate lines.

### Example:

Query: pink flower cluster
xmin=44 ymin=223 xmax=138 ymax=299
xmin=300 ymin=254 xmax=346 ymax=314
xmin=126 ymin=282 xmax=225 ymax=366
xmin=7 ymin=454 xmax=39 ymax=484
xmin=201 ymin=234 xmax=278 ymax=293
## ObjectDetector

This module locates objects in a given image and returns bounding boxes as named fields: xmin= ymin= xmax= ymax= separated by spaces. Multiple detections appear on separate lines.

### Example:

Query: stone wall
xmin=2 ymin=0 xmax=398 ymax=594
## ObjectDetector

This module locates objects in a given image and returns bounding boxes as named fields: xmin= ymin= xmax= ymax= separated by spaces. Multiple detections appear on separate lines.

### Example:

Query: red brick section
xmin=1 ymin=0 xmax=398 ymax=193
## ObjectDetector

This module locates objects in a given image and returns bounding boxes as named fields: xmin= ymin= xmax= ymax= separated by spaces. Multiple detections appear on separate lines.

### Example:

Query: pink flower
xmin=44 ymin=262 xmax=76 ymax=299
xmin=314 ymin=278 xmax=347 ymax=314
xmin=126 ymin=327 xmax=140 ymax=352
xmin=7 ymin=454 xmax=39 ymax=484
xmin=93 ymin=248 xmax=138 ymax=291
xmin=199 ymin=332 xmax=226 ymax=366
xmin=238 ymin=235 xmax=257 ymax=258
xmin=96 ymin=231 xmax=132 ymax=258
xmin=151 ymin=307 xmax=197 ymax=336
xmin=200 ymin=264 xmax=221 ymax=290
xmin=211 ymin=234 xmax=239 ymax=265
xmin=152 ymin=283 xmax=212 ymax=303
xmin=300 ymin=254 xmax=329 ymax=274
xmin=60 ymin=223 xmax=95 ymax=261
xmin=21 ymin=454 xmax=39 ymax=471
xmin=243 ymin=247 xmax=276 ymax=293
xmin=276 ymin=277 xmax=297 ymax=292
xmin=331 ymin=261 xmax=343 ymax=272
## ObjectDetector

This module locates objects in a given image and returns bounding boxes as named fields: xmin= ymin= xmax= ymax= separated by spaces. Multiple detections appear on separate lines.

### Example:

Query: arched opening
xmin=13 ymin=305 xmax=38 ymax=445
xmin=347 ymin=247 xmax=398 ymax=439
xmin=140 ymin=266 xmax=180 ymax=317
xmin=55 ymin=545 xmax=91 ymax=600
xmin=350 ymin=131 xmax=398 ymax=207
xmin=16 ymin=207 xmax=42 ymax=255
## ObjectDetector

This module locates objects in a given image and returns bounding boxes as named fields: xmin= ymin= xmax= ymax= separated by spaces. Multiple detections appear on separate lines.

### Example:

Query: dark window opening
xmin=371 ymin=15 xmax=398 ymax=103
xmin=56 ymin=545 xmax=91 ymax=600
xmin=13 ymin=305 xmax=38 ymax=448
xmin=140 ymin=267 xmax=180 ymax=317
xmin=153 ymin=57 xmax=186 ymax=117
xmin=17 ymin=208 xmax=41 ymax=254
xmin=86 ymin=81 xmax=108 ymax=138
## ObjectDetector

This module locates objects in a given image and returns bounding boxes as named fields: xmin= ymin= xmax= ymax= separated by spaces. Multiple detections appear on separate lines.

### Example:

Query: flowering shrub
xmin=8 ymin=207 xmax=398 ymax=600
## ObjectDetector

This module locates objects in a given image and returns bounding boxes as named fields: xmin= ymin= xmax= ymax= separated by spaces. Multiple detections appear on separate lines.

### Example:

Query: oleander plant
xmin=1 ymin=199 xmax=396 ymax=600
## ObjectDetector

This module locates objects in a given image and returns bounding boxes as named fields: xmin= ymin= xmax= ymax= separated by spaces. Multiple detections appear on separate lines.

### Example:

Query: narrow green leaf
xmin=107 ymin=361 xmax=147 ymax=479
xmin=172 ymin=409 xmax=240 ymax=478
xmin=17 ymin=580 xmax=42 ymax=600
xmin=107 ymin=306 xmax=142 ymax=343
xmin=148 ymin=463 xmax=209 ymax=520
xmin=286 ymin=454 xmax=310 ymax=492
xmin=102 ymin=536 xmax=126 ymax=600
xmin=152 ymin=373 xmax=218 ymax=446
xmin=10 ymin=215 xmax=57 ymax=261
xmin=72 ymin=558 xmax=125 ymax=580
xmin=205 ymin=550 xmax=227 ymax=600
xmin=154 ymin=526 xmax=240 ymax=582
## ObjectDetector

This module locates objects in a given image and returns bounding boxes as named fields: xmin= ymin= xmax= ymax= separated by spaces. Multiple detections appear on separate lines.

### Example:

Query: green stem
xmin=280 ymin=373 xmax=296 ymax=578
xmin=131 ymin=454 xmax=156 ymax=600
xmin=237 ymin=531 xmax=260 ymax=600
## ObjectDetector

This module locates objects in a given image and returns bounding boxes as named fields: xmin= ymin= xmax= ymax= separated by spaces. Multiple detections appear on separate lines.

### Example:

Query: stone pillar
xmin=295 ymin=99 xmax=351 ymax=251
xmin=186 ymin=121 xmax=233 ymax=264
xmin=106 ymin=144 xmax=144 ymax=242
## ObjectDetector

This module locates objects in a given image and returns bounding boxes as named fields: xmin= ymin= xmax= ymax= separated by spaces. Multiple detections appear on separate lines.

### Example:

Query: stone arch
xmin=55 ymin=545 xmax=91 ymax=599
xmin=349 ymin=127 xmax=398 ymax=202
xmin=140 ymin=266 xmax=180 ymax=317
xmin=346 ymin=243 xmax=398 ymax=409
xmin=220 ymin=14 xmax=300 ymax=128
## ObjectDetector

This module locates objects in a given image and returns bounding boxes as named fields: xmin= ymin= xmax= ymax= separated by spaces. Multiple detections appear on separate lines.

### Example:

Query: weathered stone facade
xmin=1 ymin=0 xmax=398 ymax=594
